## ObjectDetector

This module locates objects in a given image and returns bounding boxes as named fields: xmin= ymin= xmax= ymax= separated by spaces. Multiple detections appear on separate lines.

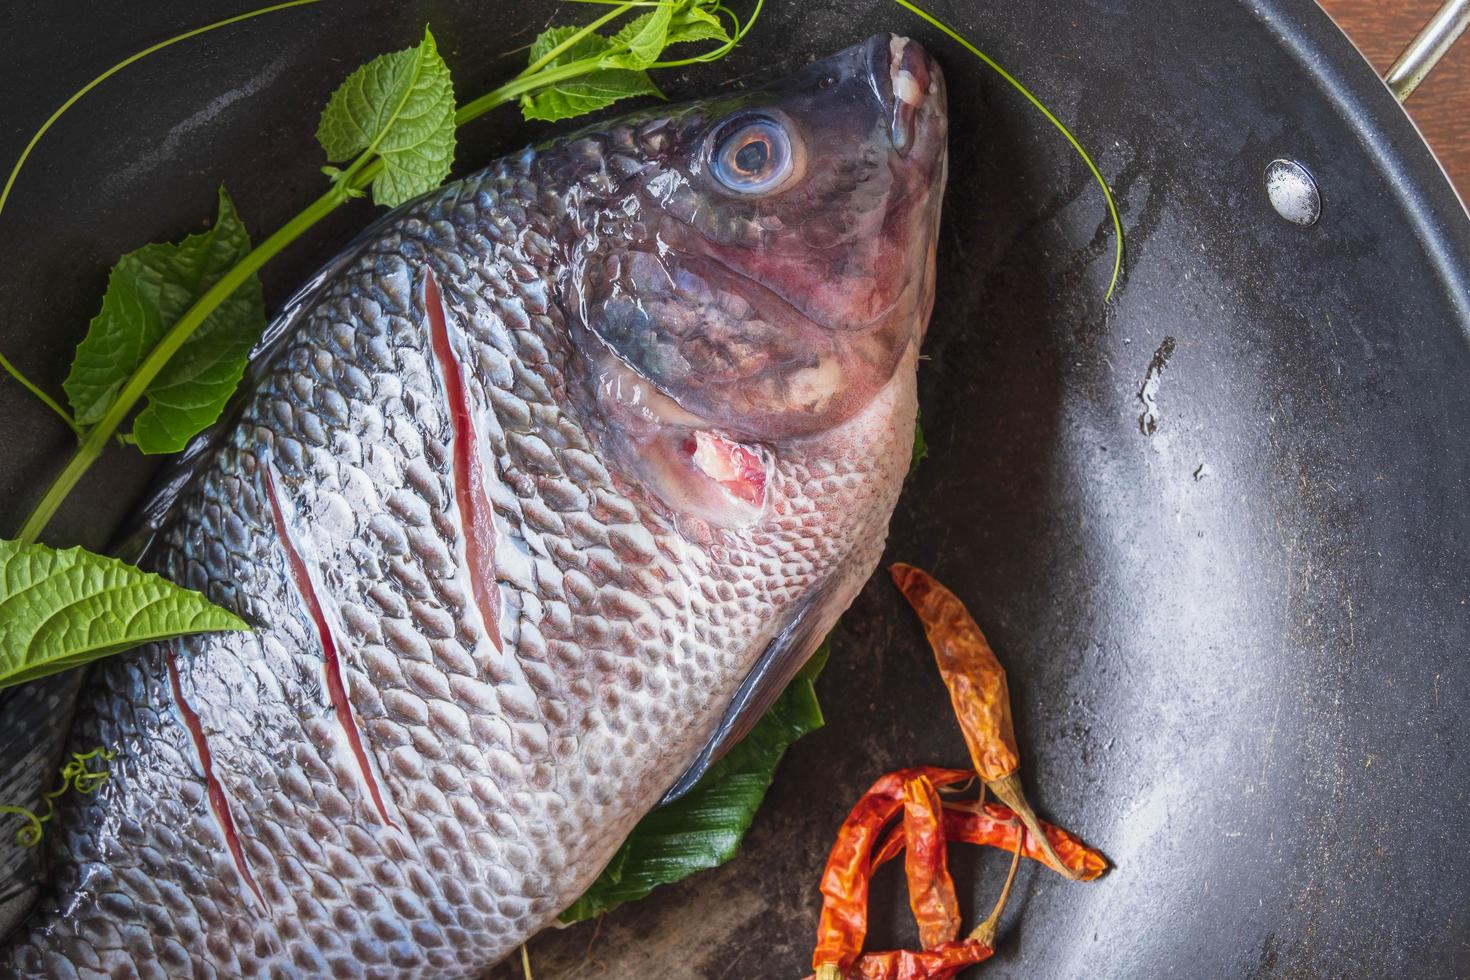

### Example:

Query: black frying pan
xmin=2 ymin=1 xmax=1468 ymax=976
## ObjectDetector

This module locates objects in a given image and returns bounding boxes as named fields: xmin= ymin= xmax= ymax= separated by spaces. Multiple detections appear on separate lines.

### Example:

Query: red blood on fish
xmin=263 ymin=465 xmax=398 ymax=830
xmin=165 ymin=650 xmax=268 ymax=911
xmin=685 ymin=431 xmax=768 ymax=506
xmin=425 ymin=267 xmax=504 ymax=652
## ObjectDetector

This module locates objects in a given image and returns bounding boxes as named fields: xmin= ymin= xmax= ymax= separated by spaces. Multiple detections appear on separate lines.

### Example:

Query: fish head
xmin=563 ymin=34 xmax=947 ymax=453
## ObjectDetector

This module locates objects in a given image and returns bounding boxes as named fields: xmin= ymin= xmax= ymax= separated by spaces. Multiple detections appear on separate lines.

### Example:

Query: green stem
xmin=556 ymin=0 xmax=760 ymax=68
xmin=16 ymin=185 xmax=343 ymax=543
xmin=519 ymin=0 xmax=644 ymax=79
xmin=0 ymin=353 xmax=81 ymax=438
xmin=455 ymin=55 xmax=615 ymax=125
xmin=0 ymin=0 xmax=322 ymax=223
xmin=650 ymin=0 xmax=760 ymax=68
xmin=887 ymin=0 xmax=1123 ymax=299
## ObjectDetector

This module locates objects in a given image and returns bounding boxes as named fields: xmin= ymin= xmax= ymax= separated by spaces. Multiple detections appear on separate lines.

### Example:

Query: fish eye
xmin=709 ymin=116 xmax=796 ymax=196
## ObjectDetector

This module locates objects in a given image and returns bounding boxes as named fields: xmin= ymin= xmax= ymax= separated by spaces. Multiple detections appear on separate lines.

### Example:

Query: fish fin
xmin=0 ymin=670 xmax=85 ymax=941
xmin=659 ymin=579 xmax=857 ymax=805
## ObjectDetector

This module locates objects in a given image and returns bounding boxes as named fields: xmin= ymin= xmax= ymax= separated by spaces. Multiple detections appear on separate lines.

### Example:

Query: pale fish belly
xmin=7 ymin=156 xmax=915 ymax=978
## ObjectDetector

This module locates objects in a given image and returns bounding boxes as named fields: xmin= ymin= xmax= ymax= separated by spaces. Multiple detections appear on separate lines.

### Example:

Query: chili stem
xmin=985 ymin=772 xmax=1082 ymax=881
xmin=815 ymin=967 xmax=842 ymax=980
xmin=519 ymin=944 xmax=533 ymax=980
xmin=969 ymin=818 xmax=1023 ymax=947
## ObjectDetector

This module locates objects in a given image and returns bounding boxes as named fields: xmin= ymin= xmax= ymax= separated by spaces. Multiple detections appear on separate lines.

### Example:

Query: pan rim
xmin=1252 ymin=0 xmax=1470 ymax=334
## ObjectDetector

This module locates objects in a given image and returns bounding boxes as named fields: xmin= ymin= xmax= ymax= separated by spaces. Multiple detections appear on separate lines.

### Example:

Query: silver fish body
xmin=6 ymin=34 xmax=946 ymax=977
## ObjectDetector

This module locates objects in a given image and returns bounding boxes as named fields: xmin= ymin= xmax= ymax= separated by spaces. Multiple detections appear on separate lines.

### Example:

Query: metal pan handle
xmin=1385 ymin=0 xmax=1470 ymax=101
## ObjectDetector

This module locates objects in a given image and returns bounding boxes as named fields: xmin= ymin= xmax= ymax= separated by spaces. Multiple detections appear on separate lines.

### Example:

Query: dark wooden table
xmin=1320 ymin=0 xmax=1470 ymax=193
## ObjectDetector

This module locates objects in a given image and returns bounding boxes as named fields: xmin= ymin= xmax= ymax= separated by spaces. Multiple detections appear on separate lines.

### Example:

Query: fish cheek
xmin=576 ymin=245 xmax=837 ymax=436
xmin=709 ymin=168 xmax=912 ymax=332
xmin=578 ymin=248 xmax=700 ymax=393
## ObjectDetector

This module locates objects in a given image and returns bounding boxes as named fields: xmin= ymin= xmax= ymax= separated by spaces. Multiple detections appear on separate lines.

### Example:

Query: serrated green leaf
xmin=529 ymin=24 xmax=612 ymax=67
xmin=130 ymin=190 xmax=265 ymax=453
xmin=521 ymin=69 xmax=662 ymax=123
xmin=560 ymin=639 xmax=831 ymax=923
xmin=666 ymin=5 xmax=730 ymax=46
xmin=521 ymin=23 xmax=661 ymax=124
xmin=0 ymin=539 xmax=248 ymax=690
xmin=316 ymin=27 xmax=456 ymax=207
xmin=63 ymin=187 xmax=266 ymax=453
xmin=603 ymin=5 xmax=673 ymax=69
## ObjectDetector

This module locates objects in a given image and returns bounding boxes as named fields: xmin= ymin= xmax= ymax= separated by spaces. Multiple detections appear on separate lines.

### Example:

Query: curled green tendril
xmin=0 ymin=746 xmax=116 ymax=848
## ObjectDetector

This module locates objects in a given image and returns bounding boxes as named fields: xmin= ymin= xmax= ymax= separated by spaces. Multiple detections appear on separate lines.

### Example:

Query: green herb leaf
xmin=130 ymin=190 xmax=266 ymax=453
xmin=665 ymin=5 xmax=731 ymax=46
xmin=520 ymin=25 xmax=662 ymax=123
xmin=316 ymin=26 xmax=456 ymax=207
xmin=528 ymin=24 xmax=613 ymax=72
xmin=603 ymin=5 xmax=674 ymax=69
xmin=560 ymin=640 xmax=831 ymax=923
xmin=520 ymin=69 xmax=661 ymax=123
xmin=62 ymin=187 xmax=266 ymax=454
xmin=0 ymin=539 xmax=247 ymax=690
xmin=908 ymin=413 xmax=928 ymax=479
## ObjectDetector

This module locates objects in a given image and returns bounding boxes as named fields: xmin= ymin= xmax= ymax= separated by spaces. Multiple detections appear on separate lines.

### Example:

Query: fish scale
xmin=4 ymin=34 xmax=946 ymax=976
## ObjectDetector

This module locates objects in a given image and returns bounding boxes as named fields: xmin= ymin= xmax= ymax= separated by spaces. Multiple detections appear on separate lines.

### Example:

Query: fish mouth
xmin=869 ymin=34 xmax=940 ymax=156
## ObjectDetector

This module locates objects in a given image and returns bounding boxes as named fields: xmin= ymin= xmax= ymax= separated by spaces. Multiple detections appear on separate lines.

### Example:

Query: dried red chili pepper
xmin=944 ymin=801 xmax=1108 ymax=881
xmin=902 ymin=775 xmax=961 ymax=949
xmin=846 ymin=938 xmax=993 ymax=980
xmin=809 ymin=566 xmax=1112 ymax=977
xmin=813 ymin=767 xmax=972 ymax=980
xmin=804 ymin=939 xmax=993 ymax=980
xmin=889 ymin=563 xmax=1083 ymax=880
xmin=871 ymin=800 xmax=1107 ymax=881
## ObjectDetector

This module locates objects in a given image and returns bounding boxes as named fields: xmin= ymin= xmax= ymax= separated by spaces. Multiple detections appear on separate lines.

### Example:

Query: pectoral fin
xmin=659 ymin=578 xmax=858 ymax=804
